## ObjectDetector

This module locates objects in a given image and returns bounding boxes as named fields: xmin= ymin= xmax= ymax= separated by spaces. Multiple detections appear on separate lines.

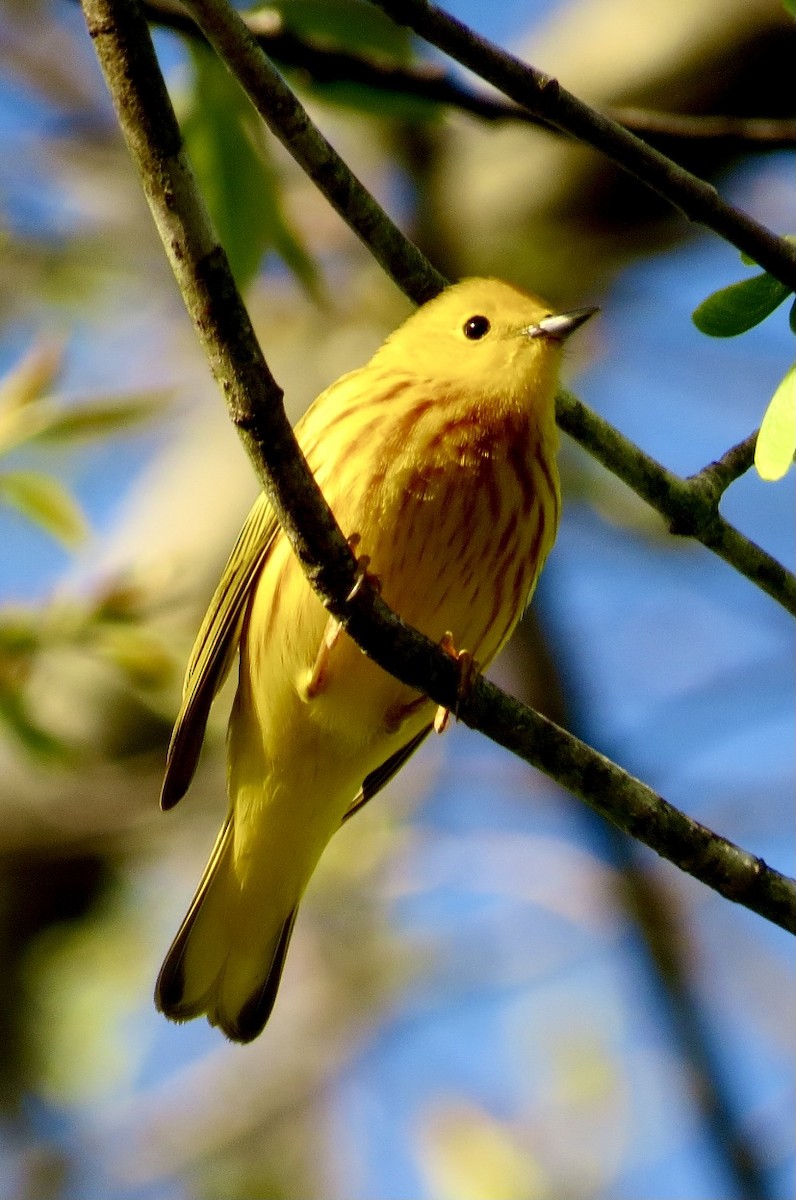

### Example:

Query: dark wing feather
xmin=342 ymin=724 xmax=433 ymax=825
xmin=160 ymin=495 xmax=279 ymax=810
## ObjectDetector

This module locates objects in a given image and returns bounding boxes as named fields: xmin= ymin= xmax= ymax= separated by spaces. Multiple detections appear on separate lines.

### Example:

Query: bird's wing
xmin=342 ymin=723 xmax=433 ymax=825
xmin=160 ymin=494 xmax=279 ymax=810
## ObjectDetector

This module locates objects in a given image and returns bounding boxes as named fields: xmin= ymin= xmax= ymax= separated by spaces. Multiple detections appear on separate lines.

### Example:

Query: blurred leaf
xmin=23 ymin=905 xmax=150 ymax=1103
xmin=92 ymin=577 xmax=152 ymax=623
xmin=783 ymin=0 xmax=795 ymax=17
xmin=790 ymin=298 xmax=796 ymax=335
xmin=303 ymin=78 xmax=441 ymax=121
xmin=755 ymin=364 xmax=796 ymax=481
xmin=93 ymin=624 xmax=175 ymax=689
xmin=0 ymin=402 xmax=57 ymax=455
xmin=692 ymin=272 xmax=791 ymax=337
xmin=0 ymin=341 xmax=63 ymax=412
xmin=419 ymin=1102 xmax=547 ymax=1200
xmin=31 ymin=393 xmax=166 ymax=445
xmin=0 ymin=470 xmax=89 ymax=547
xmin=256 ymin=151 xmax=324 ymax=298
xmin=269 ymin=0 xmax=437 ymax=117
xmin=183 ymin=44 xmax=320 ymax=295
xmin=0 ymin=609 xmax=42 ymax=659
xmin=0 ymin=684 xmax=72 ymax=762
xmin=0 ymin=393 xmax=165 ymax=457
xmin=0 ymin=342 xmax=63 ymax=454
xmin=270 ymin=0 xmax=412 ymax=60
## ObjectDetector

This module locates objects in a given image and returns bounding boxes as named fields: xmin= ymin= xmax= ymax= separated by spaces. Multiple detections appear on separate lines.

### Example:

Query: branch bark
xmin=80 ymin=0 xmax=796 ymax=935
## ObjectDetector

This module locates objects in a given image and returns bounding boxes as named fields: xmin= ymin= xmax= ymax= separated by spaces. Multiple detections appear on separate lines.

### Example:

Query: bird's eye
xmin=463 ymin=315 xmax=491 ymax=340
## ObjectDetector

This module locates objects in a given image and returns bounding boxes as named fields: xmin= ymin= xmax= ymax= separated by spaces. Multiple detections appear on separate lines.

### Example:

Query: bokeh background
xmin=0 ymin=0 xmax=793 ymax=1197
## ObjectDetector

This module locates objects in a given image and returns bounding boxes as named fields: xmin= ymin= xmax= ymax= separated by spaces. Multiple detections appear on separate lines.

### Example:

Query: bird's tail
xmin=155 ymin=815 xmax=298 ymax=1043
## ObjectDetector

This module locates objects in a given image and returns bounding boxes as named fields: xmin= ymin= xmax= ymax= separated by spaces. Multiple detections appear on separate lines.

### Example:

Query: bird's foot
xmin=434 ymin=632 xmax=478 ymax=734
xmin=303 ymin=534 xmax=381 ymax=700
xmin=344 ymin=532 xmax=382 ymax=604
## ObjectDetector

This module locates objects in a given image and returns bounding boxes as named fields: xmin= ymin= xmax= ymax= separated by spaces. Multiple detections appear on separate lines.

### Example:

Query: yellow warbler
xmin=156 ymin=278 xmax=595 ymax=1042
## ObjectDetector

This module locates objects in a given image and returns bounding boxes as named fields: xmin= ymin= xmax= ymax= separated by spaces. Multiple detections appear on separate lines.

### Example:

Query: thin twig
xmin=556 ymin=392 xmax=796 ymax=615
xmin=80 ymin=0 xmax=796 ymax=934
xmin=369 ymin=0 xmax=796 ymax=291
xmin=610 ymin=107 xmax=796 ymax=148
xmin=139 ymin=0 xmax=796 ymax=148
xmin=690 ymin=429 xmax=759 ymax=497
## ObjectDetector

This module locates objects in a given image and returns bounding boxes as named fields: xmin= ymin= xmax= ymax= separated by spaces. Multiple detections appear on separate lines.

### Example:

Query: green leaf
xmin=0 ymin=684 xmax=72 ymax=762
xmin=31 ymin=394 xmax=166 ymax=445
xmin=264 ymin=1 xmax=436 ymax=118
xmin=0 ymin=344 xmax=62 ymax=454
xmin=94 ymin=625 xmax=175 ymax=689
xmin=0 ymin=609 xmax=41 ymax=658
xmin=269 ymin=0 xmax=411 ymax=61
xmin=0 ymin=394 xmax=164 ymax=457
xmin=755 ymin=364 xmax=796 ymax=481
xmin=692 ymin=272 xmax=791 ymax=337
xmin=0 ymin=403 xmax=54 ymax=456
xmin=183 ymin=45 xmax=320 ymax=296
xmin=0 ymin=471 xmax=89 ymax=548
xmin=783 ymin=0 xmax=795 ymax=17
xmin=0 ymin=342 xmax=62 ymax=411
xmin=301 ymin=78 xmax=442 ymax=121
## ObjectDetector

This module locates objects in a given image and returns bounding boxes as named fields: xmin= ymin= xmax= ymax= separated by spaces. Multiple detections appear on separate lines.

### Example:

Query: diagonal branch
xmin=80 ymin=0 xmax=796 ymax=935
xmin=369 ymin=0 xmax=796 ymax=292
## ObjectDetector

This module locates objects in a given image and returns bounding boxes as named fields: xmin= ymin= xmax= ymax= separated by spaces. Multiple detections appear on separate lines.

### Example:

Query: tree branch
xmin=369 ymin=0 xmax=796 ymax=292
xmin=139 ymin=0 xmax=796 ymax=149
xmin=609 ymin=107 xmax=796 ymax=149
xmin=79 ymin=0 xmax=796 ymax=935
xmin=690 ymin=429 xmax=758 ymax=496
xmin=557 ymin=393 xmax=796 ymax=615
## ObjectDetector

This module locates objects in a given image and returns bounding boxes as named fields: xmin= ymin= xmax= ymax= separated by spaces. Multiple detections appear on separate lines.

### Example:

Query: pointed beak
xmin=526 ymin=306 xmax=599 ymax=341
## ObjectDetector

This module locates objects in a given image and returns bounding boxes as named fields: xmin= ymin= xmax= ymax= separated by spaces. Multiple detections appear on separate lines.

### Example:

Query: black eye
xmin=463 ymin=315 xmax=491 ymax=340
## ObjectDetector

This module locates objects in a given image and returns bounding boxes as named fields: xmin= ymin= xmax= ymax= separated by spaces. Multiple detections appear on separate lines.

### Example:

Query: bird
xmin=155 ymin=277 xmax=596 ymax=1042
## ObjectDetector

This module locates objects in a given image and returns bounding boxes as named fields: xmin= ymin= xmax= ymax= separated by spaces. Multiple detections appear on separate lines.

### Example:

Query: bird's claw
xmin=304 ymin=534 xmax=381 ymax=700
xmin=434 ymin=632 xmax=478 ymax=734
xmin=345 ymin=533 xmax=382 ymax=603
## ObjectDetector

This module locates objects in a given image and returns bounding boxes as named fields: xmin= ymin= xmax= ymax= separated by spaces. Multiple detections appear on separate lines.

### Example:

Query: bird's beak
xmin=526 ymin=307 xmax=599 ymax=341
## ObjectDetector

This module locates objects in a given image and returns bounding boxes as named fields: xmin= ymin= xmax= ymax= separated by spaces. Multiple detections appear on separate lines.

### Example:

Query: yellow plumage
xmin=156 ymin=278 xmax=595 ymax=1042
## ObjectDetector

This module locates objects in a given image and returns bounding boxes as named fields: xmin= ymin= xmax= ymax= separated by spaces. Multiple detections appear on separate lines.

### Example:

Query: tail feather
xmin=155 ymin=815 xmax=298 ymax=1043
xmin=155 ymin=816 xmax=234 ymax=1020
xmin=222 ymin=909 xmax=297 ymax=1043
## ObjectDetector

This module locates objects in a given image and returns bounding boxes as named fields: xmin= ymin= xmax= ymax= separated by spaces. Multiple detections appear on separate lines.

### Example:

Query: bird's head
xmin=375 ymin=277 xmax=597 ymax=421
